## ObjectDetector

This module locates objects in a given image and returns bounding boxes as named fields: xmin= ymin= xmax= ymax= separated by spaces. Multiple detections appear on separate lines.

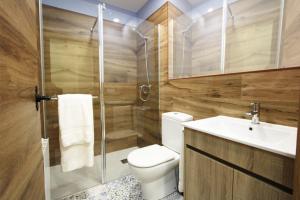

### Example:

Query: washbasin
xmin=182 ymin=115 xmax=297 ymax=158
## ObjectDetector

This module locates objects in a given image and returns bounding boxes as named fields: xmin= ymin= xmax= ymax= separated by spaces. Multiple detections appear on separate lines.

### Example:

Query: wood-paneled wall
xmin=0 ymin=0 xmax=45 ymax=199
xmin=43 ymin=5 xmax=160 ymax=164
xmin=149 ymin=2 xmax=300 ymax=130
xmin=135 ymin=21 xmax=160 ymax=146
xmin=225 ymin=0 xmax=281 ymax=73
xmin=293 ymin=99 xmax=300 ymax=200
xmin=171 ymin=0 xmax=282 ymax=78
xmin=43 ymin=6 xmax=139 ymax=165
xmin=43 ymin=6 xmax=100 ymax=165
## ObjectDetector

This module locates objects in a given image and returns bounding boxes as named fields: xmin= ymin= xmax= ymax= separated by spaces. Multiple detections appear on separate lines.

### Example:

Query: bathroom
xmin=0 ymin=0 xmax=300 ymax=199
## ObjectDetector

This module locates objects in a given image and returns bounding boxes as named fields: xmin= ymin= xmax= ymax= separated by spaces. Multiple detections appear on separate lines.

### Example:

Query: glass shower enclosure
xmin=40 ymin=1 xmax=158 ymax=199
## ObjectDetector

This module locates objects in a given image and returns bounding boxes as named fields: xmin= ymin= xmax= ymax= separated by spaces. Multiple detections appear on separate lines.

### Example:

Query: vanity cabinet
xmin=185 ymin=148 xmax=233 ymax=200
xmin=233 ymin=170 xmax=292 ymax=200
xmin=184 ymin=128 xmax=294 ymax=200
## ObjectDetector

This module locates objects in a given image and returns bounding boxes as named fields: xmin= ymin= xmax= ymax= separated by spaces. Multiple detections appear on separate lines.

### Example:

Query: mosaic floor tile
xmin=106 ymin=175 xmax=143 ymax=200
xmin=58 ymin=175 xmax=183 ymax=200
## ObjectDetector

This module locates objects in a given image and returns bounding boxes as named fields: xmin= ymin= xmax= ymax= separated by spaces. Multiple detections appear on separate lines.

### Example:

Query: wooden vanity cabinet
xmin=184 ymin=128 xmax=293 ymax=200
xmin=233 ymin=170 xmax=292 ymax=200
xmin=185 ymin=148 xmax=233 ymax=200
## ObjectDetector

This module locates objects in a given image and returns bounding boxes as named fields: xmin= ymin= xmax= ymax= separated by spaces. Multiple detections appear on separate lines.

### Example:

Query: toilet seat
xmin=127 ymin=144 xmax=177 ymax=168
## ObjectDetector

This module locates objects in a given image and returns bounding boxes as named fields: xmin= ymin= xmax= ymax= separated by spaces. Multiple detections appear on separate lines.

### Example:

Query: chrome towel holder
xmin=35 ymin=86 xmax=98 ymax=111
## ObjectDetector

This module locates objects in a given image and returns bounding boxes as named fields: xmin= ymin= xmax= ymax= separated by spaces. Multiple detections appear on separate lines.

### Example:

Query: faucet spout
xmin=245 ymin=102 xmax=260 ymax=124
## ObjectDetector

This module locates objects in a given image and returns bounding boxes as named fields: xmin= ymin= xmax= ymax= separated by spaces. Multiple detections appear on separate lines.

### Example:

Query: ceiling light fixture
xmin=207 ymin=8 xmax=214 ymax=13
xmin=113 ymin=18 xmax=120 ymax=23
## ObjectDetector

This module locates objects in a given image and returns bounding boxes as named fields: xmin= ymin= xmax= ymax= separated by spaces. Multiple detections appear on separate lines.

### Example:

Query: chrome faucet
xmin=245 ymin=102 xmax=260 ymax=124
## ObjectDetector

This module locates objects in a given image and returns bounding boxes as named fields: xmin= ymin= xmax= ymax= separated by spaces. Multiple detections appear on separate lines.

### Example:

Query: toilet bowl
xmin=127 ymin=112 xmax=193 ymax=200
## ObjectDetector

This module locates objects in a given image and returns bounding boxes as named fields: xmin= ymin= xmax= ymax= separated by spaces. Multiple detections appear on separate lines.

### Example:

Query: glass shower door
xmin=101 ymin=8 xmax=159 ymax=182
xmin=42 ymin=5 xmax=102 ymax=198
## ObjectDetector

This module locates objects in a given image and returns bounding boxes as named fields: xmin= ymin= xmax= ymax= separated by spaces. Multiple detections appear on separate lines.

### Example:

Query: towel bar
xmin=36 ymin=95 xmax=98 ymax=101
xmin=35 ymin=86 xmax=98 ymax=111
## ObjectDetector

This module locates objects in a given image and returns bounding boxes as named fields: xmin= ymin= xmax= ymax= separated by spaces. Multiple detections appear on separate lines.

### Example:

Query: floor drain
xmin=121 ymin=158 xmax=128 ymax=164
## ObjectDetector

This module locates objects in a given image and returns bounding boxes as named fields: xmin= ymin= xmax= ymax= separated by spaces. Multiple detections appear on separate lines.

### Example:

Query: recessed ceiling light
xmin=113 ymin=18 xmax=120 ymax=23
xmin=207 ymin=8 xmax=214 ymax=13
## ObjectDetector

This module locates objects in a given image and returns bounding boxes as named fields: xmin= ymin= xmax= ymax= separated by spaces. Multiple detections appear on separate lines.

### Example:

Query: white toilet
xmin=127 ymin=112 xmax=193 ymax=200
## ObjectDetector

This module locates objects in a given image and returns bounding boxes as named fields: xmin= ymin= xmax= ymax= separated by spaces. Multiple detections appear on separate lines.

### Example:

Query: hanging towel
xmin=58 ymin=94 xmax=94 ymax=147
xmin=60 ymin=139 xmax=94 ymax=172
xmin=58 ymin=94 xmax=94 ymax=172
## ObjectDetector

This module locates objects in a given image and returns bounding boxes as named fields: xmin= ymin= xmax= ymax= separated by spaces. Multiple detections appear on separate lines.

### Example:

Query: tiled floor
xmin=58 ymin=175 xmax=183 ymax=200
xmin=51 ymin=147 xmax=138 ymax=199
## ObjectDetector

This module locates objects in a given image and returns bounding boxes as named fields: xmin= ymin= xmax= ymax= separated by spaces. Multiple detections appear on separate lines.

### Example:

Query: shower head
xmin=131 ymin=27 xmax=150 ymax=40
xmin=227 ymin=4 xmax=234 ymax=19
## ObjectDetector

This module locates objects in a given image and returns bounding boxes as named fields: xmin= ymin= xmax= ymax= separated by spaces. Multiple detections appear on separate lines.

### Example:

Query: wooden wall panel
xmin=293 ymin=99 xmax=300 ymax=200
xmin=135 ymin=19 xmax=160 ymax=146
xmin=43 ymin=6 xmax=100 ymax=165
xmin=191 ymin=7 xmax=222 ymax=76
xmin=161 ymin=69 xmax=300 ymax=127
xmin=225 ymin=0 xmax=281 ymax=73
xmin=43 ymin=6 xmax=139 ymax=165
xmin=0 ymin=0 xmax=45 ymax=199
xmin=155 ymin=2 xmax=300 ymax=128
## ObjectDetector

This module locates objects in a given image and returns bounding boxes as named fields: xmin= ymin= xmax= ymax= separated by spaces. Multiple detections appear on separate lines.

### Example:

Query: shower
xmin=132 ymin=28 xmax=151 ymax=102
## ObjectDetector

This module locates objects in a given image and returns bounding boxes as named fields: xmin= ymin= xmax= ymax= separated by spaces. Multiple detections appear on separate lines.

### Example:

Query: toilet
xmin=127 ymin=112 xmax=193 ymax=200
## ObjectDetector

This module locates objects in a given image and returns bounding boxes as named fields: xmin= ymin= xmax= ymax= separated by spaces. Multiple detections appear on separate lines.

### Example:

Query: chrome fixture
xmin=245 ymin=102 xmax=260 ymax=124
xmin=35 ymin=86 xmax=98 ymax=110
xmin=90 ymin=3 xmax=106 ymax=33
xmin=132 ymin=28 xmax=151 ymax=102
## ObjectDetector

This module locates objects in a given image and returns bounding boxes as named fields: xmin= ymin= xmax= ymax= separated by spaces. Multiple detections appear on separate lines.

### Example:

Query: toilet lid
xmin=127 ymin=144 xmax=176 ymax=168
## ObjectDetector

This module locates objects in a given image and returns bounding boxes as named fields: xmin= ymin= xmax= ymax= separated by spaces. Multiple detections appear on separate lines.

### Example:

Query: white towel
xmin=60 ymin=139 xmax=94 ymax=172
xmin=58 ymin=94 xmax=94 ymax=147
xmin=58 ymin=94 xmax=95 ymax=172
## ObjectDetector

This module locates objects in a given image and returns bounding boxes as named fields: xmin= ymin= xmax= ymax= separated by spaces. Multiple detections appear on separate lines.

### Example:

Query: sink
xmin=182 ymin=115 xmax=297 ymax=158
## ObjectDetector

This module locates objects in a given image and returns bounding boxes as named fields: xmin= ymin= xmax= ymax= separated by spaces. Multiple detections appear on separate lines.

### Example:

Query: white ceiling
xmin=105 ymin=0 xmax=149 ymax=12
xmin=186 ymin=0 xmax=208 ymax=5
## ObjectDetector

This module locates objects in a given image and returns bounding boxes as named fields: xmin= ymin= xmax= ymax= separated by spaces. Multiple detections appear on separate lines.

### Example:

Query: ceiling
xmin=103 ymin=0 xmax=149 ymax=12
xmin=186 ymin=0 xmax=208 ymax=6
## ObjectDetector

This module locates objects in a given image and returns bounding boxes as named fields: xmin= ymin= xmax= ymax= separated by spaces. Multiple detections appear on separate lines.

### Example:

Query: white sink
xmin=182 ymin=116 xmax=297 ymax=158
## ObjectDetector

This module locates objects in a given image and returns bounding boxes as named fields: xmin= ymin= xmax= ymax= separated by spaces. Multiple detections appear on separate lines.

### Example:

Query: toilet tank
xmin=162 ymin=112 xmax=193 ymax=154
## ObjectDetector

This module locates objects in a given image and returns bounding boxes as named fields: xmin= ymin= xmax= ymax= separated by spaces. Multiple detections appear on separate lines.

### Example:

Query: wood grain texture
xmin=282 ymin=0 xmax=300 ymax=68
xmin=43 ymin=6 xmax=101 ymax=165
xmin=185 ymin=128 xmax=294 ymax=188
xmin=233 ymin=170 xmax=292 ymax=200
xmin=185 ymin=148 xmax=233 ymax=200
xmin=43 ymin=6 xmax=140 ymax=165
xmin=293 ymin=99 xmax=300 ymax=200
xmin=154 ymin=2 xmax=300 ymax=128
xmin=43 ymin=6 xmax=160 ymax=165
xmin=161 ymin=68 xmax=300 ymax=127
xmin=146 ymin=2 xmax=184 ymax=135
xmin=172 ymin=0 xmax=282 ymax=77
xmin=191 ymin=6 xmax=222 ymax=76
xmin=135 ymin=20 xmax=160 ymax=146
xmin=225 ymin=0 xmax=281 ymax=73
xmin=0 ymin=0 xmax=45 ymax=199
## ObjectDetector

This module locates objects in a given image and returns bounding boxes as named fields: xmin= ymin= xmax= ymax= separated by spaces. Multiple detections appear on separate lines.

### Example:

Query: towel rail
xmin=36 ymin=95 xmax=98 ymax=102
xmin=35 ymin=86 xmax=99 ymax=111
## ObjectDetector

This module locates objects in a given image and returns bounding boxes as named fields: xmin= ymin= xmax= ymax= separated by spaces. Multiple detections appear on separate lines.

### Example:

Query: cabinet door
xmin=233 ymin=170 xmax=292 ymax=200
xmin=185 ymin=148 xmax=233 ymax=200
